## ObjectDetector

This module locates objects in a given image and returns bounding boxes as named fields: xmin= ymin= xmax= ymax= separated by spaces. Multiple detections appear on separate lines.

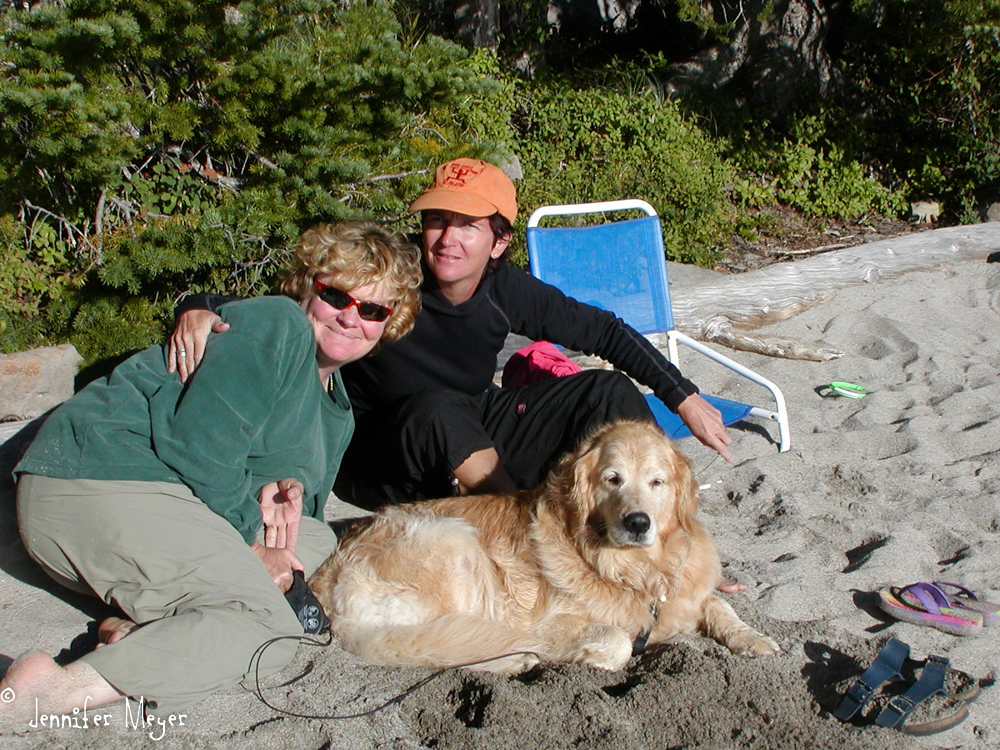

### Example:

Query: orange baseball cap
xmin=408 ymin=158 xmax=518 ymax=223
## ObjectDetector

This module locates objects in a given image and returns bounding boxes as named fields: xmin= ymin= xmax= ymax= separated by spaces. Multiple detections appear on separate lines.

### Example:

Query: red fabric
xmin=501 ymin=341 xmax=582 ymax=388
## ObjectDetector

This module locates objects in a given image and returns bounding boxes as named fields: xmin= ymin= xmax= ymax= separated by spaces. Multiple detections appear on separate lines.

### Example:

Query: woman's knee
xmin=16 ymin=474 xmax=95 ymax=596
xmin=580 ymin=370 xmax=654 ymax=421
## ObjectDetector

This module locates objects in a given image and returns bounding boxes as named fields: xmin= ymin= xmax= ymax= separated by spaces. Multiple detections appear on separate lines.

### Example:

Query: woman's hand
xmin=677 ymin=394 xmax=733 ymax=462
xmin=168 ymin=309 xmax=230 ymax=383
xmin=259 ymin=478 xmax=304 ymax=553
xmin=251 ymin=543 xmax=303 ymax=592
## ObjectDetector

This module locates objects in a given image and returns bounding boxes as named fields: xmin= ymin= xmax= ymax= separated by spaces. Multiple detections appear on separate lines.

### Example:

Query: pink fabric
xmin=501 ymin=341 xmax=582 ymax=388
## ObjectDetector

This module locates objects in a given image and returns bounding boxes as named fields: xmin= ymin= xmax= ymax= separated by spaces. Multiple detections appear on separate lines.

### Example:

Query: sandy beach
xmin=1 ymin=243 xmax=998 ymax=749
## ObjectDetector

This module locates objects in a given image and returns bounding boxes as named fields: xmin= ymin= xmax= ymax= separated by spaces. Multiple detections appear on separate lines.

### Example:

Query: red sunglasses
xmin=313 ymin=280 xmax=393 ymax=322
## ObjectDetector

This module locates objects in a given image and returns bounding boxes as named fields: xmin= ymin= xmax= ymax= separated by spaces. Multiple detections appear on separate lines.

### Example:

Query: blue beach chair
xmin=526 ymin=200 xmax=790 ymax=452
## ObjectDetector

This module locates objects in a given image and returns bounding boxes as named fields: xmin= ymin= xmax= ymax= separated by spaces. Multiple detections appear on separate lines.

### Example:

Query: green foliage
xmin=513 ymin=74 xmax=735 ymax=266
xmin=728 ymin=110 xmax=908 ymax=219
xmin=0 ymin=0 xmax=507 ymax=364
xmin=673 ymin=0 xmax=733 ymax=40
xmin=8 ymin=0 xmax=998 ymax=368
xmin=843 ymin=0 xmax=1000 ymax=213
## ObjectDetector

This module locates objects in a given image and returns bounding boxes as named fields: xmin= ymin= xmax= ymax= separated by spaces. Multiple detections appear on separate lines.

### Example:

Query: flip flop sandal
xmin=896 ymin=582 xmax=990 ymax=629
xmin=878 ymin=584 xmax=984 ymax=636
xmin=873 ymin=654 xmax=970 ymax=736
xmin=932 ymin=581 xmax=1000 ymax=627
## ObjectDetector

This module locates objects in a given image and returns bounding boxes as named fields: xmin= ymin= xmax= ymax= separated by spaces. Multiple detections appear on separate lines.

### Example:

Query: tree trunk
xmin=452 ymin=0 xmax=501 ymax=49
xmin=662 ymin=0 xmax=842 ymax=113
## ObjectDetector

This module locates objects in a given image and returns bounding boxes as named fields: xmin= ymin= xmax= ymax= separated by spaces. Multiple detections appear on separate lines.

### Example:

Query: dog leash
xmin=247 ymin=635 xmax=543 ymax=720
xmin=693 ymin=452 xmax=722 ymax=481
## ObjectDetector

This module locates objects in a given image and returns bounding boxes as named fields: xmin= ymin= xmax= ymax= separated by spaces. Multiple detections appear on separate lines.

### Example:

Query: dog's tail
xmin=333 ymin=613 xmax=543 ymax=673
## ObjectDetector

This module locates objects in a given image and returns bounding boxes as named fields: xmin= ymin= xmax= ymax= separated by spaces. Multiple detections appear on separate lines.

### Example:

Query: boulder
xmin=0 ymin=344 xmax=81 ymax=421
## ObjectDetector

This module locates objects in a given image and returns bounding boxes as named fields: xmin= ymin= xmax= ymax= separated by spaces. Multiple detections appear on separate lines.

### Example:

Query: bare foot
xmin=97 ymin=617 xmax=137 ymax=647
xmin=0 ymin=650 xmax=122 ymax=724
xmin=717 ymin=577 xmax=748 ymax=594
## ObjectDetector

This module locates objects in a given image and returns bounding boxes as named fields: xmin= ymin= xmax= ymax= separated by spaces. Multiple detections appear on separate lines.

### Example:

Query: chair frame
xmin=527 ymin=199 xmax=790 ymax=452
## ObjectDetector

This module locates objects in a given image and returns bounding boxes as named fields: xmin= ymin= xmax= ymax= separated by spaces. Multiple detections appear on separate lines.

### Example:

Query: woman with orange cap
xmin=173 ymin=159 xmax=731 ymax=508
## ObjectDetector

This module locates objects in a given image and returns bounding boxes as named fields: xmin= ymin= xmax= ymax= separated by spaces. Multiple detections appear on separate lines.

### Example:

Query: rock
xmin=910 ymin=201 xmax=940 ymax=223
xmin=0 ymin=344 xmax=81 ymax=421
xmin=498 ymin=154 xmax=523 ymax=181
xmin=984 ymin=202 xmax=1000 ymax=223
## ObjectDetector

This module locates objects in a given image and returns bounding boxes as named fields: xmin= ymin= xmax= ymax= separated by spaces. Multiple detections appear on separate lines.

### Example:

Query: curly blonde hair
xmin=280 ymin=222 xmax=422 ymax=344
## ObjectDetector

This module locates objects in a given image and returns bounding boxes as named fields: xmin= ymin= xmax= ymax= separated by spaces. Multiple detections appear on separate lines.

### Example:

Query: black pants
xmin=334 ymin=370 xmax=655 ymax=508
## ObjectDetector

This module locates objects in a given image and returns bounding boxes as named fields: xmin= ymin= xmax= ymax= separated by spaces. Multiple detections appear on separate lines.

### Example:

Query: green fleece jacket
xmin=15 ymin=296 xmax=352 ymax=543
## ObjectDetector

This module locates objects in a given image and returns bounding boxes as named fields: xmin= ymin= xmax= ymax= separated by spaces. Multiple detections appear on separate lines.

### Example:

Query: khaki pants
xmin=16 ymin=474 xmax=337 ymax=715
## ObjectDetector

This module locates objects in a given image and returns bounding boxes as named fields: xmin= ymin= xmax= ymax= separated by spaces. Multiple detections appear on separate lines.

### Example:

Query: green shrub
xmin=513 ymin=78 xmax=735 ymax=266
xmin=727 ymin=110 xmax=908 ymax=220
xmin=0 ymin=0 xmax=508 ymax=365
xmin=842 ymin=0 xmax=1000 ymax=215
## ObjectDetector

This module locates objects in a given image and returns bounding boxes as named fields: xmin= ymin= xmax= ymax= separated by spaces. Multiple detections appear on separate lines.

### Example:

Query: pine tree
xmin=0 ymin=0 xmax=509 ymax=361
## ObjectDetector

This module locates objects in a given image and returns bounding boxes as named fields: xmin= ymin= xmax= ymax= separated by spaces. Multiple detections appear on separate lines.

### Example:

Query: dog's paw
xmin=481 ymin=651 xmax=541 ymax=674
xmin=577 ymin=626 xmax=634 ymax=671
xmin=730 ymin=631 xmax=780 ymax=657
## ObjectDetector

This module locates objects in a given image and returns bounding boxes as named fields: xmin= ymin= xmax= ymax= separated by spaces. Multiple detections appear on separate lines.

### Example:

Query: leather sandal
xmin=833 ymin=638 xmax=909 ymax=720
xmin=873 ymin=654 xmax=969 ymax=735
xmin=833 ymin=639 xmax=980 ymax=736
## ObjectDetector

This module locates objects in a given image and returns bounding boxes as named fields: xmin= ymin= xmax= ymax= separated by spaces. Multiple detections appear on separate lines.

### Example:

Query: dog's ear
xmin=667 ymin=441 xmax=699 ymax=533
xmin=544 ymin=423 xmax=608 ymax=512
xmin=569 ymin=441 xmax=603 ymax=512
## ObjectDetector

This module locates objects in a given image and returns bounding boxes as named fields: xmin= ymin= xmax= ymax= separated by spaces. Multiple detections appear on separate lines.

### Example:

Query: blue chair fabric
xmin=527 ymin=204 xmax=785 ymax=449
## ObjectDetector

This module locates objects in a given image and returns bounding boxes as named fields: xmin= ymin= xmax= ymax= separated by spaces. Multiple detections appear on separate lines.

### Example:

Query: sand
xmin=1 ymin=251 xmax=998 ymax=749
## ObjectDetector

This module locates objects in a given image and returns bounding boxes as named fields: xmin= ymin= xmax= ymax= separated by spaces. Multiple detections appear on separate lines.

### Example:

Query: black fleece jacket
xmin=176 ymin=263 xmax=698 ymax=419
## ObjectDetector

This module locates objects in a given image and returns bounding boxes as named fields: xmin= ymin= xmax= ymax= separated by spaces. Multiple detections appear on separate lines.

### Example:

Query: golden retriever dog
xmin=310 ymin=420 xmax=779 ymax=672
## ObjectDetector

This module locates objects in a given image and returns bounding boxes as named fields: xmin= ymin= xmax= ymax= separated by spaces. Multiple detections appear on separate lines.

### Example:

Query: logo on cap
xmin=442 ymin=161 xmax=483 ymax=187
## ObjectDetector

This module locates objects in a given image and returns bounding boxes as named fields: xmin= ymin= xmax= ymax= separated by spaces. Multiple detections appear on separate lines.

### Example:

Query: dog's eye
xmin=604 ymin=473 xmax=621 ymax=486
xmin=650 ymin=477 xmax=664 ymax=487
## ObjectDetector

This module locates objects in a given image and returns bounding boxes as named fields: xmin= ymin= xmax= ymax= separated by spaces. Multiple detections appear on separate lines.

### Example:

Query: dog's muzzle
xmin=623 ymin=512 xmax=650 ymax=536
xmin=616 ymin=511 xmax=654 ymax=546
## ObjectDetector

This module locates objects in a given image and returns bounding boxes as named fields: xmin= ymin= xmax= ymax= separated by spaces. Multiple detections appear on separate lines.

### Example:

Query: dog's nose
xmin=622 ymin=512 xmax=651 ymax=536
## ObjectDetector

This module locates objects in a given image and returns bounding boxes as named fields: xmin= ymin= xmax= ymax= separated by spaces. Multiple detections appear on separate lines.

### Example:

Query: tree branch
xmin=352 ymin=168 xmax=430 ymax=186
xmin=22 ymin=200 xmax=102 ymax=266
xmin=94 ymin=188 xmax=107 ymax=239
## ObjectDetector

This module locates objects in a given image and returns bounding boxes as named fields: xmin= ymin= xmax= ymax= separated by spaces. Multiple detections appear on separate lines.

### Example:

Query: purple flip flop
xmin=878 ymin=583 xmax=984 ymax=636
xmin=930 ymin=581 xmax=1000 ymax=627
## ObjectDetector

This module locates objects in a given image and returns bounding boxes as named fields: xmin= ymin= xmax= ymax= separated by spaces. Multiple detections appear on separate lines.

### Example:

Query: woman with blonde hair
xmin=2 ymin=222 xmax=421 ymax=722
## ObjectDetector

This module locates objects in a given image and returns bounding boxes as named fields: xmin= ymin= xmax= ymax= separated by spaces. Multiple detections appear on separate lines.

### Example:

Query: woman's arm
xmin=169 ymin=293 xmax=241 ymax=381
xmin=497 ymin=267 xmax=732 ymax=458
xmin=498 ymin=267 xmax=696 ymax=408
xmin=152 ymin=298 xmax=323 ymax=543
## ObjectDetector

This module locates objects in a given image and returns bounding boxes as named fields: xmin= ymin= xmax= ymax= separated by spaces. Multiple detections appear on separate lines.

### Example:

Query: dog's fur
xmin=310 ymin=420 xmax=779 ymax=672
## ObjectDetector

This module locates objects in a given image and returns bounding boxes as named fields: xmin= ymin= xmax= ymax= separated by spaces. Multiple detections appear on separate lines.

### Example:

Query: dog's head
xmin=546 ymin=419 xmax=697 ymax=548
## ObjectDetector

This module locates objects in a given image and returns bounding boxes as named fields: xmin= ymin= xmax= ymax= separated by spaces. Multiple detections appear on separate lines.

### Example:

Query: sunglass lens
xmin=357 ymin=302 xmax=390 ymax=322
xmin=316 ymin=282 xmax=391 ymax=321
xmin=320 ymin=287 xmax=352 ymax=310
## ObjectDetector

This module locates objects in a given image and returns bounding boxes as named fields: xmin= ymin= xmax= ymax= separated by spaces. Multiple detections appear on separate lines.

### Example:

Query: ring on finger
xmin=178 ymin=347 xmax=188 ymax=357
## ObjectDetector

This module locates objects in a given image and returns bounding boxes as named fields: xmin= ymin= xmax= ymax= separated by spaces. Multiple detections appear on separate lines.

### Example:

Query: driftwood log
xmin=669 ymin=224 xmax=1000 ymax=361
